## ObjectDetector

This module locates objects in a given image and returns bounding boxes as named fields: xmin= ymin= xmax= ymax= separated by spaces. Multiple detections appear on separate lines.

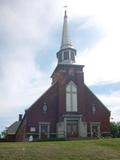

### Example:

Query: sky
xmin=0 ymin=0 xmax=120 ymax=133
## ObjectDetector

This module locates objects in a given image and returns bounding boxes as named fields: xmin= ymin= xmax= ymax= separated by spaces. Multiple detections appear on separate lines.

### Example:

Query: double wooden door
xmin=67 ymin=120 xmax=78 ymax=137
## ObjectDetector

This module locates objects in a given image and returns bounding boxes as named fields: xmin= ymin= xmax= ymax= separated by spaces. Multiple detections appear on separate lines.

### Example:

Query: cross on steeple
xmin=64 ymin=5 xmax=68 ymax=17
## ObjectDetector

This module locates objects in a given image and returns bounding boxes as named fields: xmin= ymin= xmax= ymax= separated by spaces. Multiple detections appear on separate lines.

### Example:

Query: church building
xmin=6 ymin=10 xmax=110 ymax=141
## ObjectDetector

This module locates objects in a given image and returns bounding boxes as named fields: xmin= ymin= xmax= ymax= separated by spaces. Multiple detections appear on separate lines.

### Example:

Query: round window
xmin=43 ymin=103 xmax=48 ymax=112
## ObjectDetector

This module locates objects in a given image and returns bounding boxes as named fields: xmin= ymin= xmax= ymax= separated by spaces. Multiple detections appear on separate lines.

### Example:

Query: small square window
xmin=30 ymin=127 xmax=36 ymax=132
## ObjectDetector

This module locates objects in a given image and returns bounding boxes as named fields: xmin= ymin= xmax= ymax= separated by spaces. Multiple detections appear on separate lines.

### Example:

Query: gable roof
xmin=84 ymin=85 xmax=110 ymax=113
xmin=27 ymin=82 xmax=58 ymax=111
xmin=7 ymin=121 xmax=21 ymax=135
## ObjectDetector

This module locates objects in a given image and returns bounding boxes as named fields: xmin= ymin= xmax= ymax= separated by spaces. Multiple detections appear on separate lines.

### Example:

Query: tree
xmin=110 ymin=122 xmax=120 ymax=137
xmin=117 ymin=122 xmax=120 ymax=137
xmin=0 ymin=129 xmax=7 ymax=139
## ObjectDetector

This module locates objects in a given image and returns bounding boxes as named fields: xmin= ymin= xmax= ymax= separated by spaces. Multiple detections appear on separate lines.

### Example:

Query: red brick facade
xmin=15 ymin=64 xmax=110 ymax=141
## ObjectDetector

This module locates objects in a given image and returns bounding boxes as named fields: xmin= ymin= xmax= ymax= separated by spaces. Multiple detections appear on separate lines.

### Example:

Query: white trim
xmin=62 ymin=51 xmax=64 ymax=61
xmin=69 ymin=51 xmax=71 ymax=60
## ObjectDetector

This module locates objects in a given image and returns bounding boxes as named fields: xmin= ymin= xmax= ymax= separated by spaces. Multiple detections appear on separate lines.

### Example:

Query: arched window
xmin=66 ymin=81 xmax=78 ymax=112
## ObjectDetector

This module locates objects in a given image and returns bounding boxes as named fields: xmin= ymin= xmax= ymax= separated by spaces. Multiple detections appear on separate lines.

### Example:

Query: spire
xmin=56 ymin=9 xmax=76 ymax=65
xmin=60 ymin=10 xmax=73 ymax=49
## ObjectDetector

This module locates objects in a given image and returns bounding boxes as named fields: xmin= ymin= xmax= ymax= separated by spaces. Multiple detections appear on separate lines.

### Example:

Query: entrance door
xmin=67 ymin=120 xmax=78 ymax=137
xmin=39 ymin=123 xmax=50 ymax=139
xmin=91 ymin=125 xmax=100 ymax=137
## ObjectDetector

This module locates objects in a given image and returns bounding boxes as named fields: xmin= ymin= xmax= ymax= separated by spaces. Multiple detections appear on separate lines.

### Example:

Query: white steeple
xmin=60 ymin=10 xmax=73 ymax=49
xmin=56 ymin=10 xmax=76 ymax=65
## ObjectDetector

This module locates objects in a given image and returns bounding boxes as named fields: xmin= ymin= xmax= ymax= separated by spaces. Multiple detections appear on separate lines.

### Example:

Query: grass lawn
xmin=0 ymin=138 xmax=120 ymax=160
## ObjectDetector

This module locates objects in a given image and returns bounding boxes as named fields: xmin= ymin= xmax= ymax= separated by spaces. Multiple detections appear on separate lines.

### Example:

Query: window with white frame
xmin=66 ymin=81 xmax=78 ymax=112
xmin=30 ymin=127 xmax=36 ymax=132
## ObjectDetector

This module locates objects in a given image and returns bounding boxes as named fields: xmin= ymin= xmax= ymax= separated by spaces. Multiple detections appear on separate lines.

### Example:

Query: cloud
xmin=0 ymin=0 xmax=59 ymax=48
xmin=0 ymin=0 xmax=57 ymax=131
xmin=0 ymin=47 xmax=51 ymax=120
xmin=90 ymin=82 xmax=120 ymax=95
xmin=76 ymin=36 xmax=120 ymax=85
xmin=73 ymin=0 xmax=120 ymax=85
xmin=97 ymin=91 xmax=120 ymax=122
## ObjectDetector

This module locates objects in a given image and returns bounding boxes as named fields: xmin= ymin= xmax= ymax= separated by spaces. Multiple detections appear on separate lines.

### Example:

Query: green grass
xmin=0 ymin=138 xmax=120 ymax=160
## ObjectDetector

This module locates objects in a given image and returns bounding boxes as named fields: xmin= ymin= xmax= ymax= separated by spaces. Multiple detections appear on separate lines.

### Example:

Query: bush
xmin=0 ymin=138 xmax=7 ymax=142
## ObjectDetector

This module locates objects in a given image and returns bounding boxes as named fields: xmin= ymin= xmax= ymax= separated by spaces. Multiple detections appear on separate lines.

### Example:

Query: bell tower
xmin=56 ymin=10 xmax=76 ymax=64
xmin=52 ymin=9 xmax=84 ymax=85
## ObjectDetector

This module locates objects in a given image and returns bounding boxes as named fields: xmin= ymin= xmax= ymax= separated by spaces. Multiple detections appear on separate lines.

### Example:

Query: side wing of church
xmin=7 ymin=10 xmax=110 ymax=141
